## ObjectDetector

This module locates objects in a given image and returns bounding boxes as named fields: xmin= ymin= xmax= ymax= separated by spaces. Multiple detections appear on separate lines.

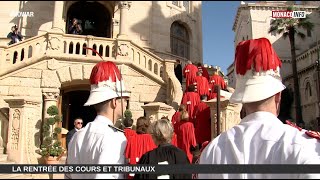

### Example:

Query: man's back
xmin=67 ymin=115 xmax=127 ymax=179
xmin=199 ymin=111 xmax=320 ymax=179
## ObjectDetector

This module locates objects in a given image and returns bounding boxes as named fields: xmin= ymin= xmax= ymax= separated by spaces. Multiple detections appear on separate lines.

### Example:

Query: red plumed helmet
xmin=230 ymin=38 xmax=285 ymax=104
xmin=83 ymin=47 xmax=130 ymax=106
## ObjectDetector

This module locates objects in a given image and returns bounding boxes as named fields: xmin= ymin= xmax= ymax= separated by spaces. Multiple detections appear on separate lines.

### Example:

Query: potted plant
xmin=40 ymin=105 xmax=65 ymax=164
xmin=123 ymin=109 xmax=135 ymax=130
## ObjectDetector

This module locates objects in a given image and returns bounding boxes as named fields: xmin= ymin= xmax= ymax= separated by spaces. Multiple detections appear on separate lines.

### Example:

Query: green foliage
xmin=48 ymin=117 xmax=56 ymax=125
xmin=43 ymin=124 xmax=50 ymax=132
xmin=54 ymin=115 xmax=62 ymax=123
xmin=54 ymin=127 xmax=61 ymax=134
xmin=43 ymin=131 xmax=50 ymax=137
xmin=47 ymin=105 xmax=59 ymax=116
xmin=124 ymin=109 xmax=132 ymax=119
xmin=40 ymin=105 xmax=65 ymax=158
xmin=52 ymin=133 xmax=58 ymax=140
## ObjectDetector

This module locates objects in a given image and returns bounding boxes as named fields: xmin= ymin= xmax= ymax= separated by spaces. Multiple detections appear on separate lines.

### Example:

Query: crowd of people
xmin=65 ymin=38 xmax=320 ymax=179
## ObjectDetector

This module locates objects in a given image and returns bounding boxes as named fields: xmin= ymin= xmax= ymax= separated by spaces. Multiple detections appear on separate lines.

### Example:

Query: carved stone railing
xmin=120 ymin=40 xmax=166 ymax=83
xmin=0 ymin=34 xmax=47 ymax=73
xmin=0 ymin=32 xmax=182 ymax=106
xmin=0 ymin=33 xmax=164 ymax=82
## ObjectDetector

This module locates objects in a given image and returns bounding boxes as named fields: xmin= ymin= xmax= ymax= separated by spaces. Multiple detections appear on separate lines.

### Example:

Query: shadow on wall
xmin=129 ymin=1 xmax=201 ymax=62
xmin=9 ymin=1 xmax=55 ymax=38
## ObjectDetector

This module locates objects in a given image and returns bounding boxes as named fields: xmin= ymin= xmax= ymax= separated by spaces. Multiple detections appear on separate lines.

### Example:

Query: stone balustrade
xmin=0 ymin=34 xmax=47 ymax=70
xmin=0 ymin=33 xmax=167 ymax=83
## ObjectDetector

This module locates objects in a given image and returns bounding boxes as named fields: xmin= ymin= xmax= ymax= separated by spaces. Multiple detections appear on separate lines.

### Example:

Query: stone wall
xmin=0 ymin=1 xmax=203 ymax=63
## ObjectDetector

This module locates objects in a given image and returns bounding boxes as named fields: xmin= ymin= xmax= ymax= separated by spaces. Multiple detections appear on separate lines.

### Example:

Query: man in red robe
xmin=181 ymin=84 xmax=200 ymax=125
xmin=197 ymin=62 xmax=210 ymax=81
xmin=193 ymin=71 xmax=210 ymax=97
xmin=208 ymin=67 xmax=227 ymax=100
xmin=183 ymin=61 xmax=198 ymax=90
xmin=193 ymin=95 xmax=211 ymax=146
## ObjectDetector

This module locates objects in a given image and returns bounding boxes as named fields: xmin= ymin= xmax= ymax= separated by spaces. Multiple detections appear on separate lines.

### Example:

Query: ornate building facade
xmin=0 ymin=1 xmax=203 ymax=165
xmin=228 ymin=1 xmax=320 ymax=129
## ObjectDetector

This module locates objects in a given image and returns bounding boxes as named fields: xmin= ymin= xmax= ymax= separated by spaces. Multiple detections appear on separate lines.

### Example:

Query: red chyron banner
xmin=272 ymin=11 xmax=306 ymax=18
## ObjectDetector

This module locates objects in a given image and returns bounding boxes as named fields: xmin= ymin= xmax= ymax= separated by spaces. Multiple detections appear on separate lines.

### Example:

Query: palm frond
xmin=283 ymin=32 xmax=289 ymax=40
xmin=277 ymin=28 xmax=286 ymax=35
xmin=295 ymin=30 xmax=306 ymax=40
xmin=268 ymin=26 xmax=278 ymax=33
xmin=298 ymin=16 xmax=314 ymax=31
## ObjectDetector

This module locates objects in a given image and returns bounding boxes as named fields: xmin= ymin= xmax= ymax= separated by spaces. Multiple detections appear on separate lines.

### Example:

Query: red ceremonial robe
xmin=171 ymin=111 xmax=181 ymax=132
xmin=176 ymin=120 xmax=197 ymax=163
xmin=193 ymin=102 xmax=211 ymax=145
xmin=183 ymin=64 xmax=198 ymax=90
xmin=124 ymin=128 xmax=137 ymax=140
xmin=198 ymin=66 xmax=210 ymax=81
xmin=194 ymin=76 xmax=210 ymax=96
xmin=125 ymin=133 xmax=156 ymax=165
xmin=181 ymin=92 xmax=200 ymax=124
xmin=171 ymin=133 xmax=178 ymax=147
xmin=208 ymin=74 xmax=227 ymax=100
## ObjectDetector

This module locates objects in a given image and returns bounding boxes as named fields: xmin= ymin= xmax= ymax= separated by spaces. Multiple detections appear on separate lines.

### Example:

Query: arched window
xmin=305 ymin=81 xmax=312 ymax=100
xmin=170 ymin=21 xmax=190 ymax=59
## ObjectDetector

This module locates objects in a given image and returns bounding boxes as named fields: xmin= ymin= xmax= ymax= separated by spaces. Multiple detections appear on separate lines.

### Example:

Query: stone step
xmin=0 ymin=161 xmax=15 ymax=164
xmin=0 ymin=155 xmax=8 ymax=162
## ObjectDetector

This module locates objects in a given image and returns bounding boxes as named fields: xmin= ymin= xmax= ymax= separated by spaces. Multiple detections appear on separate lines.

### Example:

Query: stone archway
xmin=66 ymin=1 xmax=112 ymax=37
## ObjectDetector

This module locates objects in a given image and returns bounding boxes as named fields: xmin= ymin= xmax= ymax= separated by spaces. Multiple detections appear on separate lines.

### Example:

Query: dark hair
xmin=123 ymin=117 xmax=133 ymax=128
xmin=187 ymin=84 xmax=196 ymax=92
xmin=74 ymin=117 xmax=83 ymax=122
xmin=200 ymin=95 xmax=208 ymax=101
xmin=136 ymin=116 xmax=151 ymax=134
xmin=197 ymin=62 xmax=202 ymax=67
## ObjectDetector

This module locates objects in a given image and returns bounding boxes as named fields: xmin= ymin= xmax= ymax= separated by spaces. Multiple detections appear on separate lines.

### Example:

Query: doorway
xmin=62 ymin=90 xmax=96 ymax=131
xmin=66 ymin=1 xmax=112 ymax=37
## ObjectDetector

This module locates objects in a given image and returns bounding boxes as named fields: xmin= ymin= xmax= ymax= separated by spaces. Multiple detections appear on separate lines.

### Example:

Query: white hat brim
xmin=230 ymin=75 xmax=285 ymax=104
xmin=84 ymin=86 xmax=130 ymax=106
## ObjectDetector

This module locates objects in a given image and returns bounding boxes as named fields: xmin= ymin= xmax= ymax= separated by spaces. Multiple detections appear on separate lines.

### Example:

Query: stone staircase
xmin=0 ymin=147 xmax=33 ymax=179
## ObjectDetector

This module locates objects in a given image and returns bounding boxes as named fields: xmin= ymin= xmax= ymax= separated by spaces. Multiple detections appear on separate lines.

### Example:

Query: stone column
xmin=205 ymin=98 xmax=242 ymax=139
xmin=50 ymin=1 xmax=65 ymax=33
xmin=117 ymin=1 xmax=132 ymax=39
xmin=4 ymin=98 xmax=42 ymax=164
xmin=141 ymin=102 xmax=174 ymax=123
xmin=42 ymin=88 xmax=60 ymax=119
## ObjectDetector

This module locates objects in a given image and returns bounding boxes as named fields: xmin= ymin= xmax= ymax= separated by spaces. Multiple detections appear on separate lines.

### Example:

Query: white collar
xmin=241 ymin=111 xmax=282 ymax=125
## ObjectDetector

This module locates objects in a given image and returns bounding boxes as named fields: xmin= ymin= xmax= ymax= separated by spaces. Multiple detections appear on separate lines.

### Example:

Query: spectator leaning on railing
xmin=7 ymin=25 xmax=23 ymax=45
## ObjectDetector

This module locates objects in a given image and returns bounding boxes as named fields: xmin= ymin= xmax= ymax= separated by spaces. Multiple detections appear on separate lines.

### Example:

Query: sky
xmin=201 ymin=1 xmax=303 ymax=74
xmin=202 ymin=1 xmax=240 ymax=75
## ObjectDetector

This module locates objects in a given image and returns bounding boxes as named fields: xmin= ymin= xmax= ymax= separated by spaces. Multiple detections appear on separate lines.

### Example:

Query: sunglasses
xmin=76 ymin=122 xmax=83 ymax=125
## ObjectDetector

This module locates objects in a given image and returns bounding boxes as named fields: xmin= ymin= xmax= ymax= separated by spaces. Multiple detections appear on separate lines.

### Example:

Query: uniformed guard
xmin=198 ymin=38 xmax=320 ymax=179
xmin=66 ymin=48 xmax=130 ymax=179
